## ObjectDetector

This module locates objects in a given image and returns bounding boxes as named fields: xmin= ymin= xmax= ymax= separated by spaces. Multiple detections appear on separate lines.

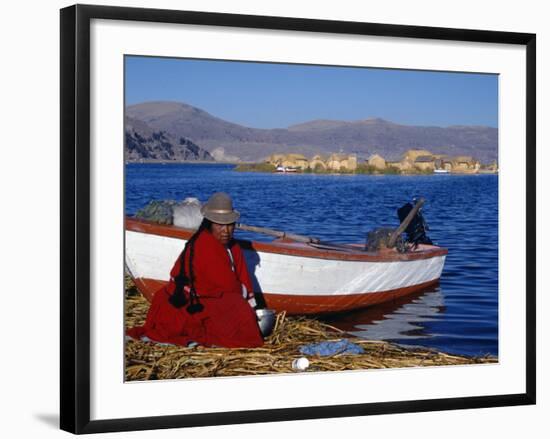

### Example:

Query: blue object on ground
xmin=299 ymin=339 xmax=365 ymax=356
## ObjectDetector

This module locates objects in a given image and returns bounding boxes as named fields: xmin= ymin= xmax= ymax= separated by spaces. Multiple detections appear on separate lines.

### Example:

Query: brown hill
xmin=126 ymin=101 xmax=498 ymax=163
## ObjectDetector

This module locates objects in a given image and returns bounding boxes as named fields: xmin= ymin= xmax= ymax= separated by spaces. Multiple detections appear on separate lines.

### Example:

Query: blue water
xmin=126 ymin=163 xmax=498 ymax=357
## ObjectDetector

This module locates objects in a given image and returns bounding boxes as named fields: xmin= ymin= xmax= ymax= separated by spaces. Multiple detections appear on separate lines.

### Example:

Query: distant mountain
xmin=125 ymin=116 xmax=213 ymax=161
xmin=126 ymin=101 xmax=498 ymax=163
xmin=287 ymin=119 xmax=350 ymax=131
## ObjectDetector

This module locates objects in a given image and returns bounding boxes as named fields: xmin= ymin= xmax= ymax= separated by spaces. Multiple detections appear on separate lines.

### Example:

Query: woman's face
xmin=210 ymin=222 xmax=235 ymax=246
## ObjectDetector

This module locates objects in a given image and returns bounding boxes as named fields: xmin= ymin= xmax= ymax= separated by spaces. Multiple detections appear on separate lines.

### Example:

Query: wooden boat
xmin=275 ymin=165 xmax=298 ymax=173
xmin=125 ymin=217 xmax=447 ymax=315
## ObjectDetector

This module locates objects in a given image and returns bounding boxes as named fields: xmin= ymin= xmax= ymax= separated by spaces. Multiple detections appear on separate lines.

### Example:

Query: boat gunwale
xmin=126 ymin=217 xmax=448 ymax=262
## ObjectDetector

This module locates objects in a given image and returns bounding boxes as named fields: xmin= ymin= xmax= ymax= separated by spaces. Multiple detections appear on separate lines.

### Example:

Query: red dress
xmin=127 ymin=230 xmax=263 ymax=348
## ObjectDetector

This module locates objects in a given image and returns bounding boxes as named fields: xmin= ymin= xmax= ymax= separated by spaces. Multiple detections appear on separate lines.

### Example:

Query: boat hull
xmin=125 ymin=218 xmax=447 ymax=315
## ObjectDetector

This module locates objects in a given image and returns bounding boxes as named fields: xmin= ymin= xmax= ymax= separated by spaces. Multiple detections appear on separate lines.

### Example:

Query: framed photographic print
xmin=60 ymin=4 xmax=536 ymax=434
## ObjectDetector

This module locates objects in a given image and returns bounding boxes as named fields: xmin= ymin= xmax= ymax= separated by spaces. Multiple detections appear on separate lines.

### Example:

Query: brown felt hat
xmin=200 ymin=192 xmax=240 ymax=225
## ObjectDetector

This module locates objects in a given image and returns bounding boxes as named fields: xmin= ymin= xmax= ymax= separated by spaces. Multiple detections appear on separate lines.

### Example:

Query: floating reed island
xmin=125 ymin=277 xmax=496 ymax=381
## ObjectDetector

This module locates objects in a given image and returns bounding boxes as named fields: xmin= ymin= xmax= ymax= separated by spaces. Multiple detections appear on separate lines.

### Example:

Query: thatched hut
xmin=414 ymin=155 xmax=436 ymax=171
xmin=282 ymin=153 xmax=309 ymax=170
xmin=367 ymin=154 xmax=386 ymax=170
xmin=267 ymin=153 xmax=310 ymax=170
xmin=394 ymin=158 xmax=415 ymax=172
xmin=402 ymin=149 xmax=434 ymax=162
xmin=326 ymin=153 xmax=357 ymax=171
xmin=309 ymin=154 xmax=328 ymax=171
xmin=451 ymin=155 xmax=480 ymax=173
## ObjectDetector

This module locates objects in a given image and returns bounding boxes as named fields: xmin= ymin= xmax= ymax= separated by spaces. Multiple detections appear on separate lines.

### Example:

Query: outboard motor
xmin=397 ymin=200 xmax=433 ymax=248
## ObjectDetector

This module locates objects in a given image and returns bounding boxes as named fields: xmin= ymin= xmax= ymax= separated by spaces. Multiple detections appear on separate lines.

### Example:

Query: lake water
xmin=125 ymin=163 xmax=498 ymax=357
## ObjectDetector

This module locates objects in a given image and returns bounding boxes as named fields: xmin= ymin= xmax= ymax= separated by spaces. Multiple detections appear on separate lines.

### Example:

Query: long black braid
xmin=168 ymin=219 xmax=212 ymax=313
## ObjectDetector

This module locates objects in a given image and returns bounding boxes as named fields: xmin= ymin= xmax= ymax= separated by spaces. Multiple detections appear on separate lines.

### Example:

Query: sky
xmin=125 ymin=56 xmax=498 ymax=129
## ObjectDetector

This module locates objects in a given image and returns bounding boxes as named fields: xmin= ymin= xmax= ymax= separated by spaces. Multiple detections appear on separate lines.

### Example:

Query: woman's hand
xmin=242 ymin=284 xmax=257 ymax=308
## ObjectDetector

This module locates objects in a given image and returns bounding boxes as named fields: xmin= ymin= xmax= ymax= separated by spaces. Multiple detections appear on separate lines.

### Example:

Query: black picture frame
xmin=60 ymin=4 xmax=536 ymax=434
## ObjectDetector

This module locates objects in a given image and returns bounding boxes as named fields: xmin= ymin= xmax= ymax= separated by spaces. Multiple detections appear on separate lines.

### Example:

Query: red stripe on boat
xmin=130 ymin=277 xmax=439 ymax=315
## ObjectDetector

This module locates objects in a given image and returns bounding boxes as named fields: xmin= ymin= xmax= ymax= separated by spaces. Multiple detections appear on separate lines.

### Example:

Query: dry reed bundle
xmin=124 ymin=277 xmax=496 ymax=381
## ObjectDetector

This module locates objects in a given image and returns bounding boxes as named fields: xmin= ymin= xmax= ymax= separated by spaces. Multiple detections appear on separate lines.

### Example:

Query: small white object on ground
xmin=292 ymin=357 xmax=310 ymax=371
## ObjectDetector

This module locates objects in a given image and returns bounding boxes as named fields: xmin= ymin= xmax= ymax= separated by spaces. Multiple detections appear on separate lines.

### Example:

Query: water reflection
xmin=322 ymin=286 xmax=445 ymax=344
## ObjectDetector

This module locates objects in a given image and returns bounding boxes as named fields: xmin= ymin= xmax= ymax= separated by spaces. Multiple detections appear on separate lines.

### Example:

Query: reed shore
xmin=125 ymin=277 xmax=497 ymax=381
xmin=233 ymin=163 xmax=498 ymax=175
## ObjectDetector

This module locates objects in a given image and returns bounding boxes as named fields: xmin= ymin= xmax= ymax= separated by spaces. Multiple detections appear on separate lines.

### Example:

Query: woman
xmin=127 ymin=192 xmax=264 ymax=348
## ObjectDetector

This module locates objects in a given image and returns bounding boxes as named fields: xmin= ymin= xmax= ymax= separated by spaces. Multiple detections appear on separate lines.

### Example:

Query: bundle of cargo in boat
xmin=124 ymin=277 xmax=496 ymax=381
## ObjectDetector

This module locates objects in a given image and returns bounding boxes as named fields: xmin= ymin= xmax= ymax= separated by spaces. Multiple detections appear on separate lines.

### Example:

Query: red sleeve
xmin=232 ymin=244 xmax=254 ymax=297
